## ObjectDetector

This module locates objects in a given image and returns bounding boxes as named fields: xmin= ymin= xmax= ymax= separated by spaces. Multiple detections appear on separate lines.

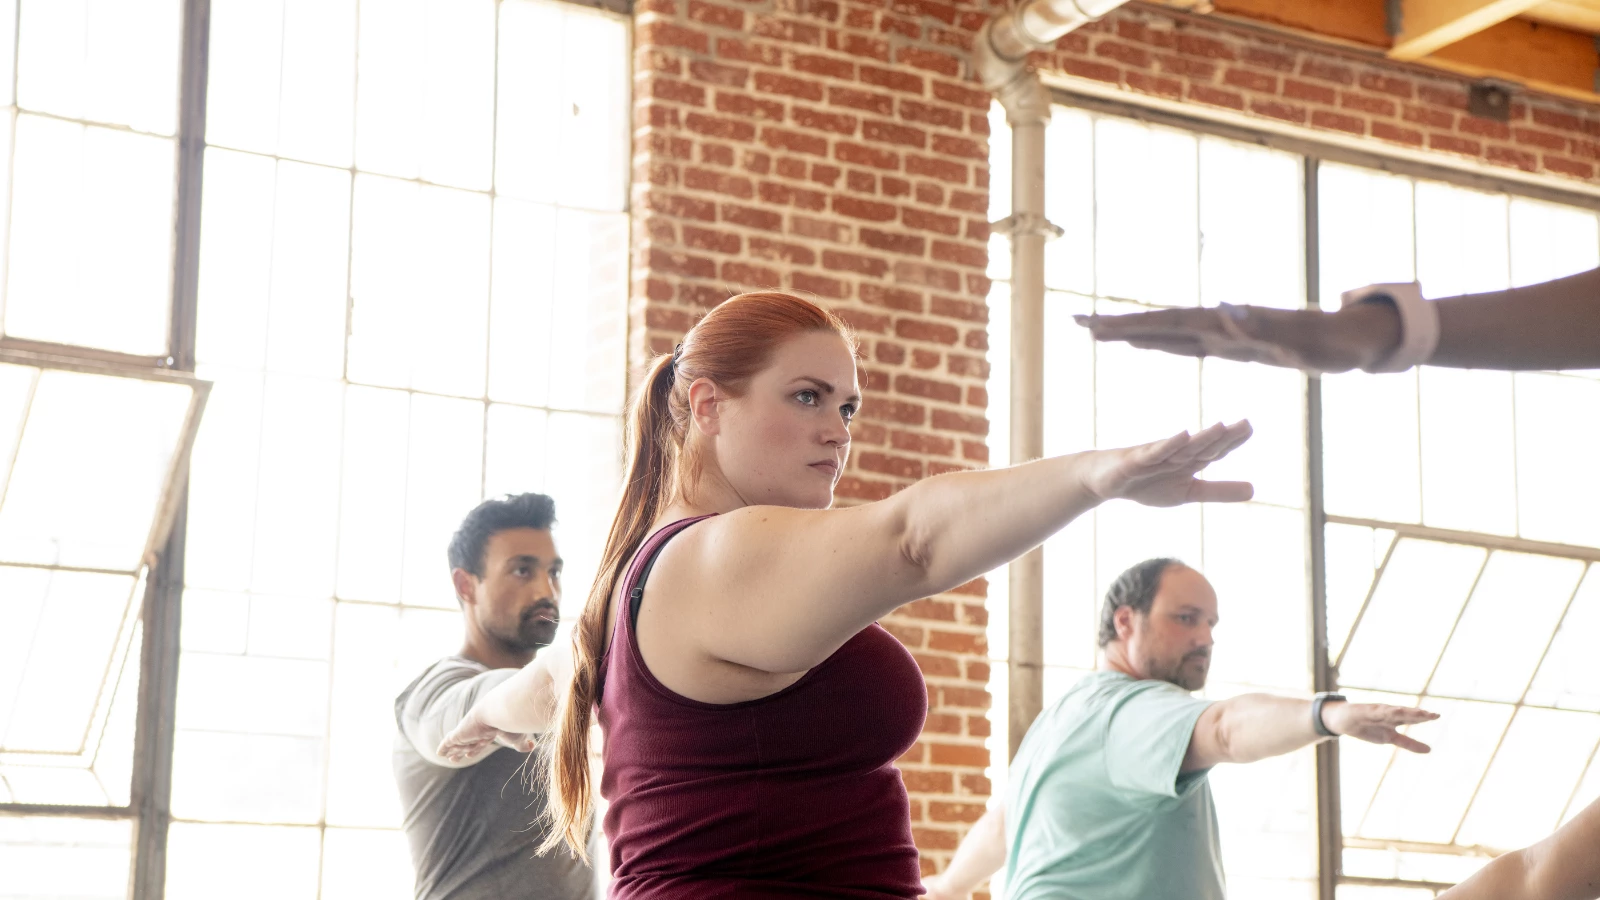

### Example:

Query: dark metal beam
xmin=1303 ymin=155 xmax=1342 ymax=900
xmin=130 ymin=0 xmax=209 ymax=896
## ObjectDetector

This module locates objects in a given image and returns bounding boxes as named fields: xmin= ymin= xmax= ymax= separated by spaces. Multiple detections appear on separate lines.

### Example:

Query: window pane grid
xmin=175 ymin=5 xmax=629 ymax=896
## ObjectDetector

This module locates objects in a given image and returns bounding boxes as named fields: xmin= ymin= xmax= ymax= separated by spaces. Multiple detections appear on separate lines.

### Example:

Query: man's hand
xmin=437 ymin=705 xmax=537 ymax=764
xmin=1321 ymin=701 xmax=1438 ymax=753
xmin=1076 ymin=302 xmax=1403 ymax=374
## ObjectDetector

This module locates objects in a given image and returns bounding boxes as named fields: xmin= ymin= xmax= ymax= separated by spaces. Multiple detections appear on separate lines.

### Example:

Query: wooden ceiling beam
xmin=1390 ymin=0 xmax=1548 ymax=59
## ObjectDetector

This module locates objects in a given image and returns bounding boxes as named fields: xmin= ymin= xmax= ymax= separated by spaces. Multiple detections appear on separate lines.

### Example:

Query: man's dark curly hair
xmin=447 ymin=493 xmax=557 ymax=577
xmin=1097 ymin=558 xmax=1184 ymax=647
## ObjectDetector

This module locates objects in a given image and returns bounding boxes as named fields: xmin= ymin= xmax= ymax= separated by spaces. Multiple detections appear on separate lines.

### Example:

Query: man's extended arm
xmin=1437 ymin=796 xmax=1600 ymax=900
xmin=398 ymin=664 xmax=520 ymax=769
xmin=921 ymin=798 xmax=1007 ymax=900
xmin=1182 ymin=696 xmax=1436 ymax=772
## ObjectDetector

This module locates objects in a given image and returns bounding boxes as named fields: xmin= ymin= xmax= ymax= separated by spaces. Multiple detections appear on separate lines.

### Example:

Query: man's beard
xmin=1152 ymin=649 xmax=1210 ymax=691
xmin=496 ymin=605 xmax=558 ymax=654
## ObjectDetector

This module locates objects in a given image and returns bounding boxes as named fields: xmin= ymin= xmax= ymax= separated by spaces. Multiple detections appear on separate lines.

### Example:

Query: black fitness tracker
xmin=1312 ymin=691 xmax=1346 ymax=738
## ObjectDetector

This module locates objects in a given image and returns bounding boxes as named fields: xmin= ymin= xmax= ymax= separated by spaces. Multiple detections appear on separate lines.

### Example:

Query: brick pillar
xmin=630 ymin=0 xmax=997 ymax=877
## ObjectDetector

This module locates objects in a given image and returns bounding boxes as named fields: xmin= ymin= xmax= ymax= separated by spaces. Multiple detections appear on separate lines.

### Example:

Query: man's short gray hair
xmin=1097 ymin=558 xmax=1184 ymax=648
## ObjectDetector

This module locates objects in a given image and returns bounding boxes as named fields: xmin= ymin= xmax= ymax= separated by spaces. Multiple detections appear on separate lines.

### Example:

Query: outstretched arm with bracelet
xmin=1078 ymin=266 xmax=1600 ymax=373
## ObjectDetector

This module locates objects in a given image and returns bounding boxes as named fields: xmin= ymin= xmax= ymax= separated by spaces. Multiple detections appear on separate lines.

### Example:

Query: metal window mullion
xmin=1304 ymin=154 xmax=1341 ymax=900
xmin=130 ymin=0 xmax=209 ymax=897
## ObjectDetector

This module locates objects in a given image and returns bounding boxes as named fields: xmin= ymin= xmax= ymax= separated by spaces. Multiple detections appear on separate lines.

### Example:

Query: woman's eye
xmin=796 ymin=390 xmax=818 ymax=405
xmin=841 ymin=404 xmax=857 ymax=421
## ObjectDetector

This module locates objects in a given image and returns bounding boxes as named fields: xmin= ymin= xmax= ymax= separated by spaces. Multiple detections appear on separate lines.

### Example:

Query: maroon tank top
xmin=597 ymin=515 xmax=928 ymax=899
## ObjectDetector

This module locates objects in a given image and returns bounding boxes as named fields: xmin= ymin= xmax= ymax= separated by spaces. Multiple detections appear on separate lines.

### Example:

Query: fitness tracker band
xmin=1340 ymin=282 xmax=1439 ymax=373
xmin=1312 ymin=692 xmax=1346 ymax=738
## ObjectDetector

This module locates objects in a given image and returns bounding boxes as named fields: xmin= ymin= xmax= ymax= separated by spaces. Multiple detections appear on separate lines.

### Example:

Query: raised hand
xmin=1077 ymin=421 xmax=1255 ymax=508
xmin=1075 ymin=303 xmax=1401 ymax=374
xmin=437 ymin=705 xmax=537 ymax=764
xmin=919 ymin=875 xmax=966 ymax=900
xmin=1322 ymin=701 xmax=1439 ymax=754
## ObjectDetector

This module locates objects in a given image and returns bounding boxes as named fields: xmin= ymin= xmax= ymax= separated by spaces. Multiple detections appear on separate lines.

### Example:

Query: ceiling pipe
xmin=975 ymin=0 xmax=1132 ymax=761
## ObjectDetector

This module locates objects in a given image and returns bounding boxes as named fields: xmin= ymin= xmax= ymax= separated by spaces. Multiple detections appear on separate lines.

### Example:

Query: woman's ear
xmin=687 ymin=377 xmax=723 ymax=436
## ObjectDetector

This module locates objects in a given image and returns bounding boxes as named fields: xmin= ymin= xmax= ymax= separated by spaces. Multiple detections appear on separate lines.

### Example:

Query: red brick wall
xmin=628 ymin=0 xmax=998 ymax=877
xmin=1038 ymin=4 xmax=1600 ymax=185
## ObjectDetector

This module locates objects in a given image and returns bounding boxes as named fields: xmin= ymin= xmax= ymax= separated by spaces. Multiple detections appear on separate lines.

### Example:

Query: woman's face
xmin=703 ymin=330 xmax=860 ymax=510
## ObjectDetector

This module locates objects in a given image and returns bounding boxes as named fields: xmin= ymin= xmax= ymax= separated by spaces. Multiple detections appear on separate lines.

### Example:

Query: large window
xmin=169 ymin=1 xmax=628 ymax=897
xmin=0 ymin=1 xmax=631 ymax=898
xmin=986 ymin=98 xmax=1600 ymax=899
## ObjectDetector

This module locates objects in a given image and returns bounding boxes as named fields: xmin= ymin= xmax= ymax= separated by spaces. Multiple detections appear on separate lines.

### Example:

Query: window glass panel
xmin=488 ymin=199 xmax=557 ymax=407
xmin=0 ymin=370 xmax=192 ymax=569
xmin=1563 ymin=750 xmax=1600 ymax=826
xmin=15 ymin=0 xmax=180 ymax=135
xmin=1358 ymin=699 xmax=1512 ymax=843
xmin=1514 ymin=373 xmax=1600 ymax=548
xmin=1093 ymin=299 xmax=1200 ymax=447
xmin=496 ymin=0 xmax=628 ymax=209
xmin=1337 ymin=888 xmax=1434 ymax=900
xmin=1508 ymin=197 xmax=1600 ymax=287
xmin=248 ymin=595 xmax=334 ymax=660
xmin=356 ymin=0 xmax=495 ymax=190
xmin=1199 ymin=137 xmax=1303 ymax=309
xmin=170 ymin=731 xmax=324 ymax=823
xmin=1457 ymin=707 xmax=1600 ymax=850
xmin=484 ymin=403 xmax=550 ymax=499
xmin=1202 ymin=503 xmax=1308 ymax=691
xmin=1043 ymin=109 xmax=1094 ymax=295
xmin=1321 ymin=370 xmax=1420 ymax=523
xmin=1209 ymin=744 xmax=1315 ymax=894
xmin=1042 ymin=517 xmax=1096 ymax=669
xmin=325 ymin=602 xmax=402 ymax=828
xmin=204 ymin=0 xmax=285 ymax=154
xmin=1041 ymin=294 xmax=1095 ymax=669
xmin=1414 ymin=181 xmax=1509 ymax=299
xmin=1428 ymin=552 xmax=1583 ymax=702
xmin=1318 ymin=163 xmax=1414 ymax=301
xmin=249 ymin=375 xmax=342 ymax=596
xmin=0 ymin=767 xmax=113 ymax=806
xmin=544 ymin=411 xmax=622 ymax=604
xmin=175 ymin=653 xmax=329 ymax=736
xmin=321 ymin=827 xmax=414 ymax=900
xmin=336 ymin=386 xmax=411 ymax=604
xmin=1527 ymin=566 xmax=1600 ymax=711
xmin=0 ymin=363 xmax=35 ymax=501
xmin=400 ymin=394 xmax=485 ymax=608
xmin=1201 ymin=359 xmax=1304 ymax=509
xmin=195 ymin=148 xmax=276 ymax=370
xmin=1339 ymin=540 xmax=1485 ymax=694
xmin=0 ymin=817 xmax=131 ymax=900
xmin=548 ymin=208 xmax=628 ymax=413
xmin=0 ymin=568 xmax=136 ymax=754
xmin=1094 ymin=119 xmax=1198 ymax=306
xmin=1042 ymin=293 xmax=1094 ymax=457
xmin=349 ymin=176 xmax=491 ymax=396
xmin=165 ymin=823 xmax=322 ymax=900
xmin=276 ymin=0 xmax=356 ymax=167
xmin=266 ymin=161 xmax=352 ymax=379
xmin=1341 ymin=849 xmax=1486 ymax=888
xmin=179 ymin=589 xmax=250 ymax=654
xmin=183 ymin=369 xmax=262 ymax=591
xmin=6 ymin=115 xmax=174 ymax=356
xmin=1323 ymin=525 xmax=1394 ymax=662
xmin=1418 ymin=368 xmax=1516 ymax=535
xmin=1095 ymin=503 xmax=1201 ymax=601
xmin=0 ymin=0 xmax=17 ymax=106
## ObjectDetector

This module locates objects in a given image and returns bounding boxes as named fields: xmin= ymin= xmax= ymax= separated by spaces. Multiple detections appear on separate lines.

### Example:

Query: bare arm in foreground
xmin=1078 ymin=267 xmax=1600 ymax=373
xmin=1437 ymin=796 xmax=1600 ymax=900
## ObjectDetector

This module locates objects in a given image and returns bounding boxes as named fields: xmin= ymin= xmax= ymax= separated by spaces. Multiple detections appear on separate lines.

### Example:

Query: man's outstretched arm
xmin=1183 ymin=696 xmax=1436 ymax=772
xmin=921 ymin=798 xmax=1007 ymax=900
xmin=1438 ymin=796 xmax=1600 ymax=900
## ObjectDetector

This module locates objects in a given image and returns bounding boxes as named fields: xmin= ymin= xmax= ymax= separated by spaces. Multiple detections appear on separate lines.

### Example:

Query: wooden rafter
xmin=1390 ymin=0 xmax=1549 ymax=59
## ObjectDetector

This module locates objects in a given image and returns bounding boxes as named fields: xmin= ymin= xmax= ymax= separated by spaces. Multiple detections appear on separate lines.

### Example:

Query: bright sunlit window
xmin=164 ymin=0 xmax=630 ymax=897
xmin=987 ymin=102 xmax=1600 ymax=899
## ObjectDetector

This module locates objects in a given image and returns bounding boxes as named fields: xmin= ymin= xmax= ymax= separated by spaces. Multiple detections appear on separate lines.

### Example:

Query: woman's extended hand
xmin=1078 ymin=421 xmax=1255 ymax=507
xmin=437 ymin=704 xmax=537 ymax=764
xmin=1075 ymin=302 xmax=1402 ymax=373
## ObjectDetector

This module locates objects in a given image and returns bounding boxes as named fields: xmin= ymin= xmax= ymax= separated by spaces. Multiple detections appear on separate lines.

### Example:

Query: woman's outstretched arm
xmin=663 ymin=421 xmax=1253 ymax=675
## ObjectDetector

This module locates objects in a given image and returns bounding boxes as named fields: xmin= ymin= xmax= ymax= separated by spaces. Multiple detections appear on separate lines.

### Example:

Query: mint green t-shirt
xmin=1003 ymin=670 xmax=1224 ymax=900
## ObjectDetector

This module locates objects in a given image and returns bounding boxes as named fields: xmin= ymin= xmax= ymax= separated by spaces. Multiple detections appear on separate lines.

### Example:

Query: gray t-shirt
xmin=393 ymin=656 xmax=594 ymax=900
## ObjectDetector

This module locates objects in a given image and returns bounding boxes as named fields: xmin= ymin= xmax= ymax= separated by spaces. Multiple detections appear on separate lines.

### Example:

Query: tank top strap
xmin=611 ymin=514 xmax=717 ymax=643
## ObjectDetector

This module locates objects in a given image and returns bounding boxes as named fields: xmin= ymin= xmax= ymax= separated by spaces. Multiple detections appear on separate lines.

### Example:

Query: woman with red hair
xmin=441 ymin=290 xmax=1253 ymax=898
